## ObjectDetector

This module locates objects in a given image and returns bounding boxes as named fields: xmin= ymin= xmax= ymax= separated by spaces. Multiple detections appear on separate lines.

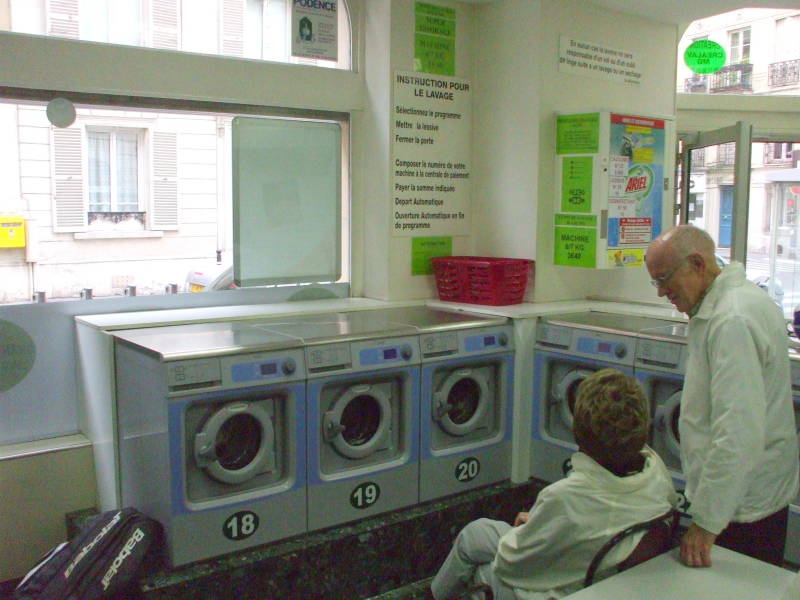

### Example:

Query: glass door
xmin=679 ymin=123 xmax=800 ymax=317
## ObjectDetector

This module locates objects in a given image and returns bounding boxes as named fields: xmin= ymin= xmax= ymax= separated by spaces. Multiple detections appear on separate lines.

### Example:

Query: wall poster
xmin=606 ymin=113 xmax=665 ymax=255
xmin=392 ymin=71 xmax=472 ymax=237
xmin=291 ymin=0 xmax=338 ymax=61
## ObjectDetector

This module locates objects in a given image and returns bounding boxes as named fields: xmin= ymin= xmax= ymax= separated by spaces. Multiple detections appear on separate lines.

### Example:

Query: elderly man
xmin=645 ymin=224 xmax=799 ymax=568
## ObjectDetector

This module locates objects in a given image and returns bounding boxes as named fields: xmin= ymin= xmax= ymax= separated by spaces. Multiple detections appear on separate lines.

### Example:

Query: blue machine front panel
xmin=306 ymin=366 xmax=420 ymax=486
xmin=359 ymin=344 xmax=408 ymax=366
xmin=464 ymin=333 xmax=501 ymax=353
xmin=420 ymin=352 xmax=513 ymax=459
xmin=168 ymin=381 xmax=306 ymax=516
xmin=230 ymin=359 xmax=291 ymax=383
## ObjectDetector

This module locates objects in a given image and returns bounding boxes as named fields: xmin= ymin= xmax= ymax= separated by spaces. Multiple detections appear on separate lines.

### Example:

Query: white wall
xmin=531 ymin=0 xmax=680 ymax=304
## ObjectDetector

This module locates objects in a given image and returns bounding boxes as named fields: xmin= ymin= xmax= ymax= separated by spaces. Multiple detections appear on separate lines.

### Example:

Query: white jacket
xmin=682 ymin=262 xmax=799 ymax=534
xmin=491 ymin=447 xmax=676 ymax=598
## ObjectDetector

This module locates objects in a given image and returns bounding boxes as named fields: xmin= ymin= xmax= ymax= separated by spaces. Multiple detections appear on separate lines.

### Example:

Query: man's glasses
xmin=650 ymin=257 xmax=687 ymax=288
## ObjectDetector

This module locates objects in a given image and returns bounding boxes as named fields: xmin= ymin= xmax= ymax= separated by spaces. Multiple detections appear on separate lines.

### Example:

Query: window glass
xmin=686 ymin=137 xmax=800 ymax=316
xmin=5 ymin=0 xmax=352 ymax=70
xmin=0 ymin=99 xmax=350 ymax=304
xmin=677 ymin=8 xmax=800 ymax=97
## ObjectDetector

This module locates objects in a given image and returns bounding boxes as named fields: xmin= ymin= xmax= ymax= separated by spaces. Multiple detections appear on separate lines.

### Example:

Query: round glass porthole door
xmin=433 ymin=369 xmax=489 ymax=436
xmin=323 ymin=384 xmax=391 ymax=459
xmin=554 ymin=368 xmax=594 ymax=429
xmin=193 ymin=401 xmax=275 ymax=485
xmin=656 ymin=391 xmax=682 ymax=458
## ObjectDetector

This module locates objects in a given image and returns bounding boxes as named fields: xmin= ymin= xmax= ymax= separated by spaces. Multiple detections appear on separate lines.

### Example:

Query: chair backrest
xmin=583 ymin=509 xmax=679 ymax=588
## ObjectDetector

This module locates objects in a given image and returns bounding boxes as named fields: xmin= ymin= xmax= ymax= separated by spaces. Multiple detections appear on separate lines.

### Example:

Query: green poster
xmin=415 ymin=2 xmax=455 ymax=19
xmin=555 ymin=213 xmax=597 ymax=227
xmin=561 ymin=156 xmax=593 ymax=213
xmin=556 ymin=113 xmax=600 ymax=154
xmin=412 ymin=236 xmax=452 ymax=275
xmin=414 ymin=2 xmax=455 ymax=76
xmin=554 ymin=226 xmax=596 ymax=268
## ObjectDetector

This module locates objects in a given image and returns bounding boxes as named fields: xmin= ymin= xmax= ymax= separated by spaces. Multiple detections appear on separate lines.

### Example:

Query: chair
xmin=583 ymin=508 xmax=680 ymax=587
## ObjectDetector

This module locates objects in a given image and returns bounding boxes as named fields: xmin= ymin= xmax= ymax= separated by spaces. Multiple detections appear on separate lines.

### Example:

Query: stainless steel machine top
xmin=541 ymin=312 xmax=685 ymax=337
xmin=111 ymin=320 xmax=303 ymax=361
xmin=262 ymin=306 xmax=507 ymax=345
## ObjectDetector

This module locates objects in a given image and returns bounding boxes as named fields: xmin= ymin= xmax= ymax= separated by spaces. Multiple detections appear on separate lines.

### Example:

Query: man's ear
xmin=687 ymin=252 xmax=705 ymax=271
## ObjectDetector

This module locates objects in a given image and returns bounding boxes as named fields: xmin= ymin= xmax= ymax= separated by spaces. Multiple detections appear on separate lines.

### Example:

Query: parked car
xmin=715 ymin=254 xmax=784 ymax=307
xmin=185 ymin=264 xmax=236 ymax=292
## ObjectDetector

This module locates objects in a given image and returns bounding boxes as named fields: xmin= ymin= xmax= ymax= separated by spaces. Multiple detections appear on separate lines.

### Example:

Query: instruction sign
xmin=392 ymin=71 xmax=472 ymax=237
xmin=554 ymin=225 xmax=596 ymax=268
xmin=414 ymin=2 xmax=455 ymax=76
xmin=412 ymin=236 xmax=452 ymax=275
xmin=559 ymin=36 xmax=642 ymax=85
xmin=556 ymin=113 xmax=599 ymax=155
xmin=560 ymin=156 xmax=593 ymax=213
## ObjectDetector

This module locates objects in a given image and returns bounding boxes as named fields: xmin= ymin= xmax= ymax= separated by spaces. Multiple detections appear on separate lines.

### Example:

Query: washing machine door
xmin=553 ymin=368 xmax=594 ymax=430
xmin=655 ymin=390 xmax=682 ymax=458
xmin=432 ymin=368 xmax=489 ymax=436
xmin=193 ymin=400 xmax=276 ymax=485
xmin=323 ymin=384 xmax=391 ymax=459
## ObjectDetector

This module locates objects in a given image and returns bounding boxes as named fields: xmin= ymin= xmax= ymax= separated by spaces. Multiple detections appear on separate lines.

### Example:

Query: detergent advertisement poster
xmin=606 ymin=113 xmax=665 ymax=265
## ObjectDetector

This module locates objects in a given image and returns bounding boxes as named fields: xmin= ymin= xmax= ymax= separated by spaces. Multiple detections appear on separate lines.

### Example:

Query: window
xmin=729 ymin=27 xmax=751 ymax=64
xmin=677 ymin=9 xmax=800 ymax=97
xmin=6 ymin=0 xmax=352 ymax=70
xmin=80 ymin=0 xmax=142 ymax=46
xmin=0 ymin=99 xmax=349 ymax=303
xmin=87 ymin=128 xmax=142 ymax=213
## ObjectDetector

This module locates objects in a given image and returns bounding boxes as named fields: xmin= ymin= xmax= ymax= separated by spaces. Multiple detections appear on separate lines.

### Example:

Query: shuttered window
xmin=151 ymin=131 xmax=179 ymax=230
xmin=52 ymin=127 xmax=86 ymax=232
xmin=52 ymin=125 xmax=179 ymax=231
xmin=151 ymin=0 xmax=179 ymax=49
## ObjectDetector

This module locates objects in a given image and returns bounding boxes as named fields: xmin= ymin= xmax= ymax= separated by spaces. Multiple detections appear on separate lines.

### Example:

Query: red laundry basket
xmin=430 ymin=256 xmax=534 ymax=306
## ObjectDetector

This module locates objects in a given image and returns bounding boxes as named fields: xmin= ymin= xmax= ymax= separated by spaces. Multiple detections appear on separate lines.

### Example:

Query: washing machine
xmin=373 ymin=306 xmax=514 ymax=502
xmin=635 ymin=322 xmax=689 ymax=486
xmin=112 ymin=320 xmax=307 ymax=567
xmin=262 ymin=311 xmax=421 ymax=531
xmin=531 ymin=312 xmax=675 ymax=484
xmin=785 ymin=350 xmax=800 ymax=565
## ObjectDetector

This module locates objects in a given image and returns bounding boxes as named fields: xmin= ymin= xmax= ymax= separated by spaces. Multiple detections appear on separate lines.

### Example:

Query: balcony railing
xmin=769 ymin=59 xmax=800 ymax=87
xmin=710 ymin=63 xmax=753 ymax=93
xmin=684 ymin=75 xmax=708 ymax=93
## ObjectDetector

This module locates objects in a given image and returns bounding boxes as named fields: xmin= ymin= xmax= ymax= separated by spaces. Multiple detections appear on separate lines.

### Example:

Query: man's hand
xmin=513 ymin=512 xmax=529 ymax=527
xmin=680 ymin=522 xmax=717 ymax=567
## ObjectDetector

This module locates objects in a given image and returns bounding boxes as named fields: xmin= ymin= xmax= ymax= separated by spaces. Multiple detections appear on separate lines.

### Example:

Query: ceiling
xmin=465 ymin=1 xmax=799 ymax=26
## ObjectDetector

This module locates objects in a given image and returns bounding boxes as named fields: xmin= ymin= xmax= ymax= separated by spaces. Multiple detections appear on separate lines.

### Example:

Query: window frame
xmin=85 ymin=125 xmax=146 ymax=214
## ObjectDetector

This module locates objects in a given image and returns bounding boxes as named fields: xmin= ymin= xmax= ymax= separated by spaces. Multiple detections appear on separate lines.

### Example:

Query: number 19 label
xmin=350 ymin=481 xmax=381 ymax=509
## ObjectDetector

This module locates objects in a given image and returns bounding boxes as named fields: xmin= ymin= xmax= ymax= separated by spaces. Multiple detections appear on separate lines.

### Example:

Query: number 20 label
xmin=223 ymin=510 xmax=259 ymax=541
xmin=455 ymin=457 xmax=480 ymax=482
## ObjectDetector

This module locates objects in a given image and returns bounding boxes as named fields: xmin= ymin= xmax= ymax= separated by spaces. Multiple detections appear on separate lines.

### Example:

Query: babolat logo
xmin=64 ymin=511 xmax=122 ymax=579
xmin=101 ymin=528 xmax=145 ymax=590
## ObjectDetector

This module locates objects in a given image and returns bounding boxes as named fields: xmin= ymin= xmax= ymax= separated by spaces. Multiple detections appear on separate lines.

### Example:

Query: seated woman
xmin=431 ymin=368 xmax=678 ymax=600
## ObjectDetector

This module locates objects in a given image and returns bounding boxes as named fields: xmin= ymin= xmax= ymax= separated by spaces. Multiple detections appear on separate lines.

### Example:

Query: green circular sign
xmin=0 ymin=320 xmax=36 ymax=392
xmin=684 ymin=40 xmax=726 ymax=75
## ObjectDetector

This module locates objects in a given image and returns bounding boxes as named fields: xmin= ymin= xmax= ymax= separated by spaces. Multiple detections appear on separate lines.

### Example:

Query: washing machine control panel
xmin=575 ymin=336 xmax=632 ymax=364
xmin=167 ymin=358 xmax=222 ymax=388
xmin=219 ymin=348 xmax=306 ymax=388
xmin=635 ymin=339 xmax=684 ymax=372
xmin=307 ymin=343 xmax=352 ymax=371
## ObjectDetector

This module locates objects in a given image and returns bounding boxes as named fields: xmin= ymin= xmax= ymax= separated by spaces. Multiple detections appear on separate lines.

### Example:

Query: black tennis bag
xmin=14 ymin=508 xmax=162 ymax=600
